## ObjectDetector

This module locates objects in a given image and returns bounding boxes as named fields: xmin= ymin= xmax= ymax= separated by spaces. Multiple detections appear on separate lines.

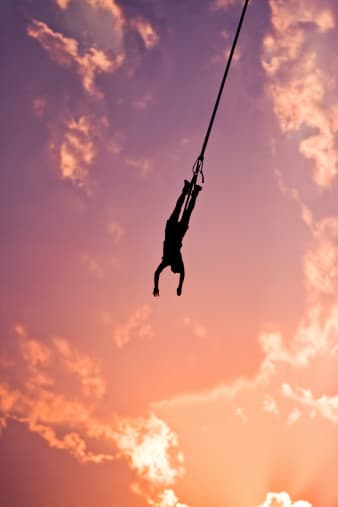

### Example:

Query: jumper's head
xmin=171 ymin=259 xmax=183 ymax=274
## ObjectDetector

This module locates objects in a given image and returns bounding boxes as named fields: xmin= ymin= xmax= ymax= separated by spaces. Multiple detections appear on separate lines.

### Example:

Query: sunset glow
xmin=1 ymin=1 xmax=338 ymax=506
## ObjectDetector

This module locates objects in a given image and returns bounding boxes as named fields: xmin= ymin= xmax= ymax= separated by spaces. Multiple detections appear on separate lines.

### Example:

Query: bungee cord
xmin=184 ymin=0 xmax=250 ymax=209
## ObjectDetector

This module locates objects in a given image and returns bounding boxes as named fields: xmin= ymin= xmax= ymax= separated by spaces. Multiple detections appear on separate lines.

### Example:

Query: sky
xmin=1 ymin=0 xmax=338 ymax=506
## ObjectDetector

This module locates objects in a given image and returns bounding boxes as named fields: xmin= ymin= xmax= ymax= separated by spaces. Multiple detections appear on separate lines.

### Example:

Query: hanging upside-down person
xmin=153 ymin=179 xmax=202 ymax=297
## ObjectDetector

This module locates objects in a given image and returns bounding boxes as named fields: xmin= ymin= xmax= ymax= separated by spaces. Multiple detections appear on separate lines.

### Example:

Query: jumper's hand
xmin=177 ymin=287 xmax=182 ymax=296
xmin=153 ymin=287 xmax=159 ymax=297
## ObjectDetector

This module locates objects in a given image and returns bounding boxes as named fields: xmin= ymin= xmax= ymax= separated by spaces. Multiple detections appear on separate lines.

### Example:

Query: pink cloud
xmin=262 ymin=0 xmax=338 ymax=188
xmin=132 ymin=92 xmax=154 ymax=109
xmin=213 ymin=0 xmax=239 ymax=9
xmin=27 ymin=19 xmax=124 ymax=98
xmin=125 ymin=158 xmax=154 ymax=177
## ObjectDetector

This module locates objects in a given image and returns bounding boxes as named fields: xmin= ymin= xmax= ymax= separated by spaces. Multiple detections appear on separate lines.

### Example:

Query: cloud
xmin=304 ymin=218 xmax=338 ymax=298
xmin=261 ymin=0 xmax=338 ymax=188
xmin=81 ymin=253 xmax=105 ymax=279
xmin=132 ymin=92 xmax=154 ymax=109
xmin=113 ymin=305 xmax=154 ymax=348
xmin=183 ymin=317 xmax=207 ymax=338
xmin=53 ymin=336 xmax=107 ymax=399
xmin=115 ymin=414 xmax=187 ymax=507
xmin=235 ymin=406 xmax=248 ymax=423
xmin=286 ymin=408 xmax=302 ymax=427
xmin=282 ymin=383 xmax=338 ymax=424
xmin=130 ymin=18 xmax=159 ymax=49
xmin=125 ymin=158 xmax=154 ymax=177
xmin=148 ymin=489 xmax=189 ymax=507
xmin=58 ymin=115 xmax=95 ymax=188
xmin=115 ymin=414 xmax=184 ymax=485
xmin=54 ymin=0 xmax=125 ymax=33
xmin=107 ymin=132 xmax=125 ymax=154
xmin=107 ymin=219 xmax=125 ymax=243
xmin=213 ymin=0 xmax=239 ymax=9
xmin=0 ymin=327 xmax=188 ymax=506
xmin=262 ymin=395 xmax=280 ymax=415
xmin=55 ymin=0 xmax=70 ymax=8
xmin=209 ymin=46 xmax=241 ymax=66
xmin=0 ymin=383 xmax=20 ymax=415
xmin=84 ymin=0 xmax=124 ymax=25
xmin=33 ymin=97 xmax=47 ymax=118
xmin=257 ymin=492 xmax=312 ymax=507
xmin=273 ymin=168 xmax=314 ymax=231
xmin=27 ymin=19 xmax=124 ymax=98
xmin=151 ymin=8 xmax=338 ymax=505
xmin=54 ymin=0 xmax=160 ymax=55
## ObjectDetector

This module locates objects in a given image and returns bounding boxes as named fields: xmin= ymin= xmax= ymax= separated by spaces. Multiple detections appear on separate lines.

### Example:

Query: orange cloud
xmin=0 ymin=383 xmax=20 ymax=414
xmin=54 ymin=0 xmax=160 ymax=54
xmin=27 ymin=19 xmax=124 ymax=98
xmin=84 ymin=0 xmax=125 ymax=26
xmin=59 ymin=116 xmax=95 ymax=188
xmin=113 ymin=305 xmax=154 ymax=348
xmin=53 ymin=337 xmax=107 ymax=399
xmin=1 ymin=327 xmax=188 ymax=506
xmin=130 ymin=18 xmax=159 ymax=49
xmin=55 ymin=0 xmax=70 ymax=8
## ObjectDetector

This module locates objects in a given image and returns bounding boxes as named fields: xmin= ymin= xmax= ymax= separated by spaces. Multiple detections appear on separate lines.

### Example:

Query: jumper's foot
xmin=183 ymin=179 xmax=191 ymax=194
xmin=192 ymin=184 xmax=202 ymax=196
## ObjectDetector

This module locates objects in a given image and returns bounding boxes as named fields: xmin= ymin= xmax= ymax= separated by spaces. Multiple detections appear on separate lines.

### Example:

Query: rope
xmin=193 ymin=0 xmax=250 ymax=182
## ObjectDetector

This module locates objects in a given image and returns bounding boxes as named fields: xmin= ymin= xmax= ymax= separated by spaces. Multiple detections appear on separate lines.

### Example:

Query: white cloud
xmin=257 ymin=492 xmax=312 ymax=507
xmin=263 ymin=395 xmax=280 ymax=415
xmin=287 ymin=408 xmax=302 ymax=427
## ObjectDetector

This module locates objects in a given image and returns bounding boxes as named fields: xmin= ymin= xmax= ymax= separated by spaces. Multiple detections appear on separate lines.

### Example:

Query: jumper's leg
xmin=180 ymin=185 xmax=202 ymax=228
xmin=168 ymin=180 xmax=191 ymax=223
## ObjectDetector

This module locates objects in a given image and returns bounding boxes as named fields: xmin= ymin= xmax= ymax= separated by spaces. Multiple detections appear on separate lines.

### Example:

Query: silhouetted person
xmin=153 ymin=180 xmax=202 ymax=297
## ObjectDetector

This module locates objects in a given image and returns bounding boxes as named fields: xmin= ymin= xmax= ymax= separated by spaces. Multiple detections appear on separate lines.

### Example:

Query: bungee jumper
xmin=153 ymin=179 xmax=202 ymax=297
xmin=153 ymin=0 xmax=250 ymax=296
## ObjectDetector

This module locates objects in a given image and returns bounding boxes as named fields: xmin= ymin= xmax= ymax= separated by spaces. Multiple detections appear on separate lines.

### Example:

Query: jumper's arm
xmin=177 ymin=265 xmax=185 ymax=296
xmin=153 ymin=261 xmax=169 ymax=297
